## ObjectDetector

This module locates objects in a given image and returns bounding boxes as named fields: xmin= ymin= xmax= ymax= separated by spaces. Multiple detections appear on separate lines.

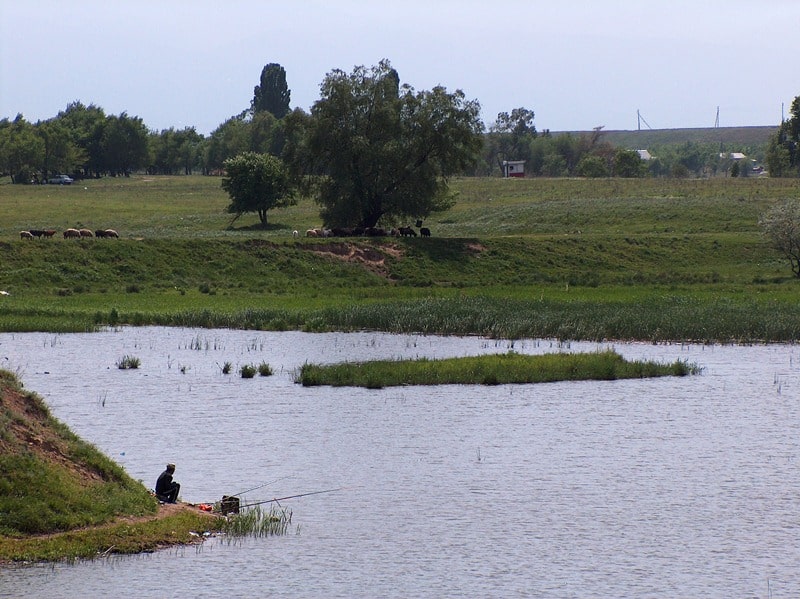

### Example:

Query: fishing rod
xmin=228 ymin=475 xmax=294 ymax=498
xmin=240 ymin=487 xmax=342 ymax=508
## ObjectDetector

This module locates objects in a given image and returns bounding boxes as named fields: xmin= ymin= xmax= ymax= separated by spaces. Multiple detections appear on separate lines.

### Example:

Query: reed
xmin=296 ymin=350 xmax=700 ymax=387
xmin=219 ymin=505 xmax=292 ymax=538
xmin=257 ymin=362 xmax=274 ymax=376
xmin=115 ymin=355 xmax=141 ymax=369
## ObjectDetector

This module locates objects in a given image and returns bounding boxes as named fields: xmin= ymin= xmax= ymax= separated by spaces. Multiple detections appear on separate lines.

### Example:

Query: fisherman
xmin=155 ymin=463 xmax=181 ymax=503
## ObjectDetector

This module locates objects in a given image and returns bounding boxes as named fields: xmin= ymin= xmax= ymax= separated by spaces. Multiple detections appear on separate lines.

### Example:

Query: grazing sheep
xmin=78 ymin=228 xmax=93 ymax=238
xmin=63 ymin=228 xmax=81 ymax=239
xmin=19 ymin=231 xmax=34 ymax=240
xmin=96 ymin=229 xmax=119 ymax=238
xmin=306 ymin=229 xmax=318 ymax=237
xmin=420 ymin=227 xmax=431 ymax=237
xmin=292 ymin=230 xmax=299 ymax=238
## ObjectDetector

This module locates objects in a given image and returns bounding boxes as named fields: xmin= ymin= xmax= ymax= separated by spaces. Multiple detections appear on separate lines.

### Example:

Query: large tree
xmin=252 ymin=63 xmax=291 ymax=120
xmin=221 ymin=152 xmax=296 ymax=226
xmin=487 ymin=107 xmax=537 ymax=173
xmin=0 ymin=115 xmax=43 ymax=183
xmin=291 ymin=60 xmax=483 ymax=228
xmin=760 ymin=199 xmax=800 ymax=277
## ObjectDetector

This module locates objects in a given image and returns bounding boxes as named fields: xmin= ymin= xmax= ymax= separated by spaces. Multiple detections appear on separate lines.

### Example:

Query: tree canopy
xmin=221 ymin=152 xmax=296 ymax=226
xmin=287 ymin=60 xmax=484 ymax=228
xmin=766 ymin=95 xmax=800 ymax=177
xmin=252 ymin=63 xmax=291 ymax=120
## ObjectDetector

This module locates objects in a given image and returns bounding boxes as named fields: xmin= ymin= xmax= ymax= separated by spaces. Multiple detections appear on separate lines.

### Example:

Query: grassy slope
xmin=1 ymin=175 xmax=800 ymax=340
xmin=0 ymin=369 xmax=219 ymax=561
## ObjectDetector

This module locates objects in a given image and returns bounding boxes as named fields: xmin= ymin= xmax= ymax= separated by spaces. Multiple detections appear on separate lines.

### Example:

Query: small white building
xmin=636 ymin=149 xmax=652 ymax=160
xmin=502 ymin=160 xmax=526 ymax=178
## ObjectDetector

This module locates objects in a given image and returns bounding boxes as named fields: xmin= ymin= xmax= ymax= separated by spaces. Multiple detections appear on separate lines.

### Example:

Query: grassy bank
xmin=296 ymin=350 xmax=699 ymax=388
xmin=1 ymin=175 xmax=800 ymax=341
xmin=0 ymin=507 xmax=221 ymax=563
xmin=0 ymin=369 xmax=221 ymax=562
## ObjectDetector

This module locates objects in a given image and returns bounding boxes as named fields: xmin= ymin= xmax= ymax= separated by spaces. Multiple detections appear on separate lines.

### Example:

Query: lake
xmin=0 ymin=328 xmax=798 ymax=598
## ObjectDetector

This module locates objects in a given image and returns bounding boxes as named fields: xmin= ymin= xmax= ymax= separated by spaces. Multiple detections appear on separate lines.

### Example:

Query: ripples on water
xmin=0 ymin=329 xmax=798 ymax=598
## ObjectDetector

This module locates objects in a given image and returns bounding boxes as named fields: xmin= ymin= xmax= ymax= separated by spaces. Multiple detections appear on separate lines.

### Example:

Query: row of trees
xmin=0 ymin=64 xmax=295 ymax=183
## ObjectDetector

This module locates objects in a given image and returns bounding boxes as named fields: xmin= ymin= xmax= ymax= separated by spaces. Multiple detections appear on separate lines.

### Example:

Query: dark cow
xmin=42 ymin=229 xmax=56 ymax=238
xmin=420 ymin=227 xmax=431 ymax=237
xmin=78 ymin=228 xmax=93 ymax=238
xmin=95 ymin=229 xmax=119 ymax=238
xmin=398 ymin=226 xmax=417 ymax=237
xmin=28 ymin=229 xmax=46 ymax=238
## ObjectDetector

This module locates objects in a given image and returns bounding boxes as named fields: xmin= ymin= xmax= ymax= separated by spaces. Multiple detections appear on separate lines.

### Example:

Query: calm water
xmin=0 ymin=328 xmax=799 ymax=598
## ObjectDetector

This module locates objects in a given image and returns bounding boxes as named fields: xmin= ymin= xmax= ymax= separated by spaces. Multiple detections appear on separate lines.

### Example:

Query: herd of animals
xmin=18 ymin=224 xmax=432 ymax=240
xmin=299 ymin=225 xmax=431 ymax=238
xmin=18 ymin=228 xmax=119 ymax=239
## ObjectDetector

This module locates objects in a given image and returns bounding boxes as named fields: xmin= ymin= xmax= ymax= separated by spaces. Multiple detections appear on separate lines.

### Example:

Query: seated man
xmin=155 ymin=463 xmax=181 ymax=503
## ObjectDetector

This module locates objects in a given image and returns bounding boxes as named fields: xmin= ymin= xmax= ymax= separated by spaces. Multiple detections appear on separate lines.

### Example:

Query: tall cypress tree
xmin=252 ymin=63 xmax=291 ymax=119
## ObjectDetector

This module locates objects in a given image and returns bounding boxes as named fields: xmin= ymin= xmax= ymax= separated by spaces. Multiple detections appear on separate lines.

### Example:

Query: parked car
xmin=48 ymin=174 xmax=73 ymax=185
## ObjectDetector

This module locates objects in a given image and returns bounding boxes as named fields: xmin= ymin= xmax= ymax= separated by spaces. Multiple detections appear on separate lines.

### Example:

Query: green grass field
xmin=1 ymin=174 xmax=799 ymax=340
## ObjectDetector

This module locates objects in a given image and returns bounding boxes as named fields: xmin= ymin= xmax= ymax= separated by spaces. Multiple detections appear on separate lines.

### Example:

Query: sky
xmin=2 ymin=0 xmax=799 ymax=136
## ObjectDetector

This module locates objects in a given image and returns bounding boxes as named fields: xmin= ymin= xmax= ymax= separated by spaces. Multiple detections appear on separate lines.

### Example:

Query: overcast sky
xmin=2 ymin=0 xmax=798 ymax=136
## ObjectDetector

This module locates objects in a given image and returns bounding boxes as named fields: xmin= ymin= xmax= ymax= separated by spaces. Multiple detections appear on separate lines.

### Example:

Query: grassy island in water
xmin=296 ymin=350 xmax=700 ymax=388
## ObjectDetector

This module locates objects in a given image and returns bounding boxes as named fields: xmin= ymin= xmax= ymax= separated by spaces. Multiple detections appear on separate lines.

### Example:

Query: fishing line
xmin=239 ymin=487 xmax=343 ymax=508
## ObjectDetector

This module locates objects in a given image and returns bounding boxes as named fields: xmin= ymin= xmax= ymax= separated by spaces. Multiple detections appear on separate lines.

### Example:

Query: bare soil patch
xmin=301 ymin=241 xmax=403 ymax=277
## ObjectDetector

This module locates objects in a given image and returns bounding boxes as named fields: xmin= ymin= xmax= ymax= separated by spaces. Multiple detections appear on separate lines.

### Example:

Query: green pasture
xmin=1 ymin=175 xmax=800 ymax=340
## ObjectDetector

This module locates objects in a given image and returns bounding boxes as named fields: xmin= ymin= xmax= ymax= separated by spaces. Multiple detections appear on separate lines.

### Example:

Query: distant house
xmin=636 ymin=149 xmax=652 ymax=160
xmin=720 ymin=152 xmax=747 ymax=160
xmin=502 ymin=160 xmax=526 ymax=178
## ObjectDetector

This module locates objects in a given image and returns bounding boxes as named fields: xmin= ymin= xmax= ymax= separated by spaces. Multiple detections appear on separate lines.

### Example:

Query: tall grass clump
xmin=257 ymin=362 xmax=274 ymax=376
xmin=240 ymin=364 xmax=257 ymax=378
xmin=116 ymin=355 xmax=141 ymax=369
xmin=220 ymin=505 xmax=292 ymax=538
xmin=296 ymin=350 xmax=700 ymax=388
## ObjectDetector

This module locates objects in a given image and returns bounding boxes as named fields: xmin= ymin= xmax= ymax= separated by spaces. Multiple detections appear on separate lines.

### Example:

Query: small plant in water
xmin=220 ymin=505 xmax=293 ymax=538
xmin=116 ymin=355 xmax=141 ymax=369
xmin=240 ymin=364 xmax=257 ymax=378
xmin=221 ymin=361 xmax=232 ymax=374
xmin=257 ymin=362 xmax=273 ymax=377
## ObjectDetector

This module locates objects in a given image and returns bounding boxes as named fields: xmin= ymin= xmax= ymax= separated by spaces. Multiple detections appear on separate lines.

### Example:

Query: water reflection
xmin=1 ymin=329 xmax=799 ymax=598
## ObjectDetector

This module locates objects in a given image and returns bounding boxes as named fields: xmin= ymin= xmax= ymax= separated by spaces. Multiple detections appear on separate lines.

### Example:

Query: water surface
xmin=0 ymin=329 xmax=798 ymax=598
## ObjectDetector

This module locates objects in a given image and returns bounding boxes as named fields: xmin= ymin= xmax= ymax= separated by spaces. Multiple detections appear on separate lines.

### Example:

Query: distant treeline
xmin=1 ymin=59 xmax=796 ymax=184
